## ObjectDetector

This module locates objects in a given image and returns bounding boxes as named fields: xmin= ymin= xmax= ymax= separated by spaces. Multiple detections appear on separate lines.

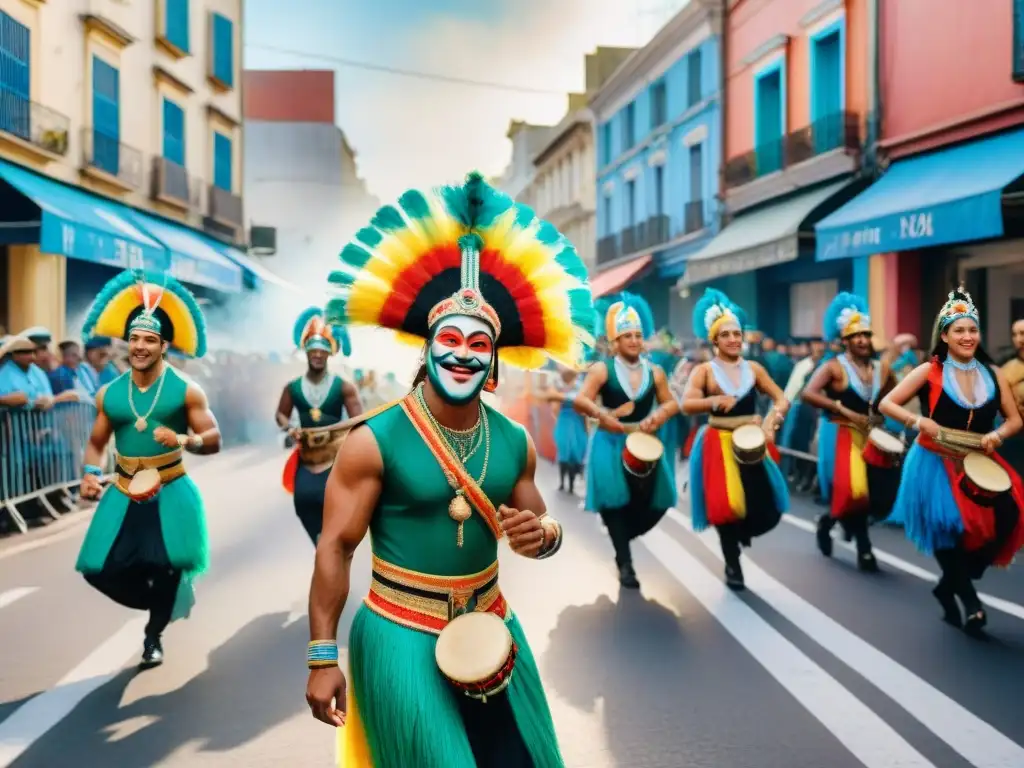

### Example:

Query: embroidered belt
xmin=297 ymin=425 xmax=347 ymax=466
xmin=113 ymin=449 xmax=186 ymax=495
xmin=364 ymin=556 xmax=508 ymax=635
xmin=708 ymin=415 xmax=758 ymax=431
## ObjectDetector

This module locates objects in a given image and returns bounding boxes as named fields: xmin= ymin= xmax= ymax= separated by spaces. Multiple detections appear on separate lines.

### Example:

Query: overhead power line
xmin=245 ymin=43 xmax=568 ymax=96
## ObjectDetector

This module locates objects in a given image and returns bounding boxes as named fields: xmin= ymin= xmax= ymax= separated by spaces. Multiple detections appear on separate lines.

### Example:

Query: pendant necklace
xmin=302 ymin=373 xmax=333 ymax=423
xmin=127 ymin=367 xmax=168 ymax=432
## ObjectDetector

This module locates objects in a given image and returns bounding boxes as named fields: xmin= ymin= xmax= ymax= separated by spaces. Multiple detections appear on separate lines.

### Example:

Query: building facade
xmin=684 ymin=0 xmax=870 ymax=341
xmin=496 ymin=120 xmax=553 ymax=201
xmin=0 ymin=0 xmax=260 ymax=340
xmin=813 ymin=0 xmax=1024 ymax=354
xmin=590 ymin=0 xmax=723 ymax=334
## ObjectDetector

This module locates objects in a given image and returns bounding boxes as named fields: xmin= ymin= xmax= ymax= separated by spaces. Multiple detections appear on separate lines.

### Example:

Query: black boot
xmin=932 ymin=580 xmax=962 ymax=627
xmin=854 ymin=523 xmax=879 ymax=573
xmin=724 ymin=558 xmax=745 ymax=591
xmin=140 ymin=635 xmax=164 ymax=669
xmin=618 ymin=561 xmax=640 ymax=589
xmin=816 ymin=514 xmax=834 ymax=557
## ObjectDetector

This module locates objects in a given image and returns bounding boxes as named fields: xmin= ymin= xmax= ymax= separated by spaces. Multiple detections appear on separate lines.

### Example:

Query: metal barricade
xmin=0 ymin=401 xmax=103 ymax=534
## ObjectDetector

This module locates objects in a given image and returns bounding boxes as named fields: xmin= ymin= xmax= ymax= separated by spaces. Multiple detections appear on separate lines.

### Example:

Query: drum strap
xmin=400 ymin=394 xmax=504 ymax=540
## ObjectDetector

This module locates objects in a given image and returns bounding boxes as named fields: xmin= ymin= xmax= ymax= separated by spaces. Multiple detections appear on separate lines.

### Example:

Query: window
xmin=92 ymin=57 xmax=120 ymax=175
xmin=0 ymin=11 xmax=30 ymax=140
xmin=601 ymin=122 xmax=612 ymax=165
xmin=687 ymin=49 xmax=702 ymax=108
xmin=210 ymin=12 xmax=234 ymax=87
xmin=213 ymin=131 xmax=232 ymax=191
xmin=654 ymin=165 xmax=664 ymax=216
xmin=650 ymin=80 xmax=667 ymax=128
xmin=810 ymin=25 xmax=843 ymax=152
xmin=754 ymin=64 xmax=784 ymax=175
xmin=165 ymin=0 xmax=190 ymax=54
xmin=624 ymin=102 xmax=636 ymax=148
xmin=686 ymin=143 xmax=704 ymax=232
xmin=1015 ymin=0 xmax=1024 ymax=81
xmin=162 ymin=97 xmax=185 ymax=165
xmin=626 ymin=179 xmax=636 ymax=226
xmin=790 ymin=279 xmax=839 ymax=337
xmin=602 ymin=192 xmax=613 ymax=235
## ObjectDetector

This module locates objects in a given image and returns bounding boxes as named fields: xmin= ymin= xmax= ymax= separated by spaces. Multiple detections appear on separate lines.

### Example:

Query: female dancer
xmin=545 ymin=366 xmax=588 ymax=494
xmin=683 ymin=288 xmax=789 ymax=589
xmin=880 ymin=288 xmax=1024 ymax=634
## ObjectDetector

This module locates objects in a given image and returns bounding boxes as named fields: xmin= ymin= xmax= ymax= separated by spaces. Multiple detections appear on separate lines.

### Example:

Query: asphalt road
xmin=1 ymin=445 xmax=1024 ymax=768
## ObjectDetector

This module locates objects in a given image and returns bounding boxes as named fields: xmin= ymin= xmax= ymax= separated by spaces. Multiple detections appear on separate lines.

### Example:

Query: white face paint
xmin=426 ymin=315 xmax=495 ymax=405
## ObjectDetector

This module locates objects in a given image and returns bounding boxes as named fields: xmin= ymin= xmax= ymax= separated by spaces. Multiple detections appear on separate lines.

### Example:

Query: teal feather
xmin=439 ymin=182 xmax=471 ymax=227
xmin=371 ymin=205 xmax=407 ymax=233
xmin=355 ymin=227 xmax=383 ymax=248
xmin=162 ymin=275 xmax=208 ymax=358
xmin=823 ymin=291 xmax=869 ymax=341
xmin=512 ymin=203 xmax=535 ymax=229
xmin=458 ymin=233 xmax=485 ymax=252
xmin=333 ymin=324 xmax=352 ymax=357
xmin=327 ymin=270 xmax=356 ymax=287
xmin=692 ymin=288 xmax=742 ymax=342
xmin=82 ymin=270 xmax=138 ymax=343
xmin=535 ymin=221 xmax=560 ymax=245
xmin=292 ymin=306 xmax=323 ymax=349
xmin=553 ymin=243 xmax=588 ymax=282
xmin=325 ymin=298 xmax=348 ymax=326
xmin=339 ymin=243 xmax=373 ymax=270
xmin=398 ymin=189 xmax=431 ymax=220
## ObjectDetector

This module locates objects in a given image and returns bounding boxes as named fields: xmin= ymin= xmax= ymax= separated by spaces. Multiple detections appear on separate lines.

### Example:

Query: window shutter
xmin=214 ymin=132 xmax=232 ymax=191
xmin=1014 ymin=0 xmax=1024 ymax=82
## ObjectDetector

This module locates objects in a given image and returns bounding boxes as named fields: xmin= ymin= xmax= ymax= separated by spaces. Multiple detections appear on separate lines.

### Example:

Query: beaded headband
xmin=938 ymin=287 xmax=979 ymax=329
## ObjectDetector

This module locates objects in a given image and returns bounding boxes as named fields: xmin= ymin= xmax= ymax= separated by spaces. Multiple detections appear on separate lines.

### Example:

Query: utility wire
xmin=245 ymin=43 xmax=568 ymax=96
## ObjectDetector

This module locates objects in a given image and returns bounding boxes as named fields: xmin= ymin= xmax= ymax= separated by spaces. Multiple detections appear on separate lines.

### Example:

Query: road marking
xmin=0 ymin=617 xmax=146 ymax=767
xmin=666 ymin=509 xmax=1024 ymax=768
xmin=781 ymin=513 xmax=1024 ymax=621
xmin=0 ymin=587 xmax=38 ymax=611
xmin=641 ymin=527 xmax=935 ymax=767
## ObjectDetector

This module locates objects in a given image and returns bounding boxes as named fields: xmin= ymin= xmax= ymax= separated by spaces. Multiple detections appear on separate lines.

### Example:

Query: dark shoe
xmin=857 ymin=552 xmax=880 ymax=573
xmin=725 ymin=561 xmax=745 ymax=591
xmin=618 ymin=563 xmax=640 ymax=589
xmin=932 ymin=583 xmax=962 ymax=628
xmin=816 ymin=515 xmax=833 ymax=557
xmin=140 ymin=636 xmax=164 ymax=669
xmin=964 ymin=609 xmax=987 ymax=637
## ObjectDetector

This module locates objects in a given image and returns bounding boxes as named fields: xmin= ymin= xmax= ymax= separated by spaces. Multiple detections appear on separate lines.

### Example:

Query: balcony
xmin=207 ymin=184 xmax=243 ymax=229
xmin=596 ymin=214 xmax=671 ymax=267
xmin=151 ymin=156 xmax=191 ymax=209
xmin=0 ymin=91 xmax=69 ymax=162
xmin=684 ymin=200 xmax=706 ymax=235
xmin=80 ymin=128 xmax=143 ymax=191
xmin=723 ymin=111 xmax=861 ymax=213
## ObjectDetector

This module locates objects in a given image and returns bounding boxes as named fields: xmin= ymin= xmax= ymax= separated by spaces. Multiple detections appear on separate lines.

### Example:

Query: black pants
xmin=457 ymin=690 xmax=534 ymax=767
xmin=294 ymin=463 xmax=330 ymax=544
xmin=557 ymin=462 xmax=582 ymax=491
xmin=819 ymin=512 xmax=874 ymax=554
xmin=599 ymin=473 xmax=666 ymax=567
xmin=935 ymin=498 xmax=1019 ymax=612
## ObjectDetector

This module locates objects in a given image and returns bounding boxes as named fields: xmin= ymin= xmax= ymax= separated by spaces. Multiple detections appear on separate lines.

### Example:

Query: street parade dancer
xmin=799 ymin=293 xmax=898 ymax=572
xmin=277 ymin=306 xmax=363 ymax=544
xmin=75 ymin=268 xmax=220 ymax=668
xmin=305 ymin=172 xmax=591 ymax=767
xmin=574 ymin=292 xmax=679 ymax=590
xmin=543 ymin=366 xmax=588 ymax=495
xmin=880 ymin=287 xmax=1024 ymax=634
xmin=683 ymin=288 xmax=789 ymax=590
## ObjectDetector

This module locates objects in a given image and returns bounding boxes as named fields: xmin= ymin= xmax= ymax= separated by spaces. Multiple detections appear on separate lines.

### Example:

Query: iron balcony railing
xmin=208 ymin=184 xmax=243 ymax=228
xmin=0 ymin=89 xmax=69 ymax=156
xmin=81 ymin=127 xmax=143 ymax=189
xmin=684 ymin=200 xmax=705 ymax=234
xmin=151 ymin=155 xmax=191 ymax=207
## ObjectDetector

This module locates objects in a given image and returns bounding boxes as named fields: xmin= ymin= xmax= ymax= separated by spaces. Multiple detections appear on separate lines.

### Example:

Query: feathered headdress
xmin=293 ymin=306 xmax=351 ymax=356
xmin=931 ymin=285 xmax=979 ymax=348
xmin=823 ymin=292 xmax=871 ymax=342
xmin=82 ymin=269 xmax=207 ymax=358
xmin=599 ymin=291 xmax=655 ymax=341
xmin=692 ymin=288 xmax=742 ymax=342
xmin=325 ymin=171 xmax=594 ymax=370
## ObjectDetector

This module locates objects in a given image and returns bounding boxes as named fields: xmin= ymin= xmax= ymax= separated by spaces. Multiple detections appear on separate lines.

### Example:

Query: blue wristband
xmin=307 ymin=640 xmax=339 ymax=669
xmin=83 ymin=464 xmax=103 ymax=477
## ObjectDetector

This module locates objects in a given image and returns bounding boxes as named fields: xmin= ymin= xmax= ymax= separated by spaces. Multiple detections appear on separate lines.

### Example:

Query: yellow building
xmin=0 ymin=0 xmax=254 ymax=340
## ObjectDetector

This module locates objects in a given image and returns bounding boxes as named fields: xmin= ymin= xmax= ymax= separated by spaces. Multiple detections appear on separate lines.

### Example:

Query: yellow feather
xmin=347 ymin=278 xmax=392 ymax=324
xmin=498 ymin=347 xmax=547 ymax=369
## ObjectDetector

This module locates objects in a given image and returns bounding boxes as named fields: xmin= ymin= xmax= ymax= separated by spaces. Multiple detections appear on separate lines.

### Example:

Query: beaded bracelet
xmin=83 ymin=464 xmax=104 ymax=477
xmin=307 ymin=640 xmax=339 ymax=669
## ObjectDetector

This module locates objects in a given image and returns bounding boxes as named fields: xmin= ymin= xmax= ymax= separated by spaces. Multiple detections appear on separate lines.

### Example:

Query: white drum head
xmin=626 ymin=432 xmax=664 ymax=462
xmin=732 ymin=424 xmax=765 ymax=451
xmin=127 ymin=468 xmax=160 ymax=495
xmin=435 ymin=612 xmax=511 ymax=684
xmin=963 ymin=452 xmax=1012 ymax=493
xmin=868 ymin=428 xmax=905 ymax=455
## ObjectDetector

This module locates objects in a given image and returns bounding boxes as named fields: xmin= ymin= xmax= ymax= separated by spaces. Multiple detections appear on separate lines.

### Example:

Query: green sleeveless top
xmin=365 ymin=401 xmax=528 ymax=576
xmin=599 ymin=357 xmax=657 ymax=423
xmin=289 ymin=374 xmax=346 ymax=428
xmin=102 ymin=367 xmax=190 ymax=456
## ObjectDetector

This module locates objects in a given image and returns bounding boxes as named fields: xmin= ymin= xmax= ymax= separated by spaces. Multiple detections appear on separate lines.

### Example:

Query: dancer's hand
xmin=152 ymin=426 xmax=180 ymax=448
xmin=499 ymin=505 xmax=545 ymax=557
xmin=917 ymin=417 xmax=940 ymax=438
xmin=711 ymin=395 xmax=736 ymax=413
xmin=80 ymin=473 xmax=102 ymax=500
xmin=598 ymin=412 xmax=626 ymax=434
xmin=307 ymin=667 xmax=347 ymax=727
xmin=981 ymin=431 xmax=1002 ymax=455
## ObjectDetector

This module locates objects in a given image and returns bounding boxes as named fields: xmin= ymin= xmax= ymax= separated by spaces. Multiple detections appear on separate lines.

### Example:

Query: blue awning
xmin=0 ymin=159 xmax=168 ymax=271
xmin=123 ymin=209 xmax=243 ymax=293
xmin=815 ymin=128 xmax=1024 ymax=261
xmin=199 ymin=234 xmax=302 ymax=293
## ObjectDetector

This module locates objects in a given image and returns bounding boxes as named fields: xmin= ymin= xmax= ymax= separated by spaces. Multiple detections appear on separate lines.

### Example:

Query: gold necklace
xmin=127 ymin=367 xmax=168 ymax=432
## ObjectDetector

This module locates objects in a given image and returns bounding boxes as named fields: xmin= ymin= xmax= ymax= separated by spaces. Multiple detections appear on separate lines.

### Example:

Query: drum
xmin=435 ymin=612 xmax=517 ymax=702
xmin=959 ymin=452 xmax=1012 ymax=507
xmin=732 ymin=424 xmax=766 ymax=465
xmin=863 ymin=428 xmax=905 ymax=469
xmin=622 ymin=432 xmax=664 ymax=477
xmin=126 ymin=468 xmax=162 ymax=503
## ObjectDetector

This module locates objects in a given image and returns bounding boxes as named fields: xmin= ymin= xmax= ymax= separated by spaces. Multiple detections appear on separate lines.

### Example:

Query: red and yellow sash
xmin=400 ymin=393 xmax=504 ymax=540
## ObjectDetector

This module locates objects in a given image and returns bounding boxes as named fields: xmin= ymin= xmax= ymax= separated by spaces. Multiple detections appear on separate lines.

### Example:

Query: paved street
xmin=2 ymin=446 xmax=1024 ymax=767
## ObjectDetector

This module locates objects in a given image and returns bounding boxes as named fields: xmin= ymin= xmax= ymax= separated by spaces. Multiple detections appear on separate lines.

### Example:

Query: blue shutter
xmin=162 ymin=98 xmax=185 ymax=165
xmin=165 ymin=0 xmax=190 ymax=54
xmin=92 ymin=57 xmax=120 ymax=175
xmin=213 ymin=131 xmax=232 ymax=191
xmin=0 ymin=11 xmax=31 ymax=140
xmin=1014 ymin=0 xmax=1024 ymax=82
xmin=212 ymin=14 xmax=233 ymax=87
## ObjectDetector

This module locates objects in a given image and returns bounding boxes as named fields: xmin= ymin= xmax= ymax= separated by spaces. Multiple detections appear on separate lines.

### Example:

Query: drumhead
xmin=963 ymin=452 xmax=1012 ymax=493
xmin=127 ymin=468 xmax=161 ymax=494
xmin=625 ymin=432 xmax=664 ymax=462
xmin=435 ymin=612 xmax=512 ymax=684
xmin=732 ymin=424 xmax=765 ymax=451
xmin=868 ymin=428 xmax=905 ymax=454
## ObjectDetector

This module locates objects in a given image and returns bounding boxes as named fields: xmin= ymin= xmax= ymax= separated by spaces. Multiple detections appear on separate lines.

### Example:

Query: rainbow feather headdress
xmin=823 ymin=292 xmax=871 ymax=342
xmin=293 ymin=306 xmax=351 ymax=357
xmin=82 ymin=269 xmax=207 ymax=358
xmin=325 ymin=172 xmax=594 ymax=370
xmin=693 ymin=288 xmax=742 ymax=342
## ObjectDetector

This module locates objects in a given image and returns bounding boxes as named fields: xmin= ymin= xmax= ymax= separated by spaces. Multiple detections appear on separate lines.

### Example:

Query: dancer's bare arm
xmin=275 ymin=385 xmax=293 ymax=429
xmin=184 ymin=384 xmax=221 ymax=454
xmin=503 ymin=432 xmax=560 ymax=559
xmin=638 ymin=365 xmax=679 ymax=433
xmin=80 ymin=387 xmax=113 ymax=499
xmin=342 ymin=380 xmax=364 ymax=418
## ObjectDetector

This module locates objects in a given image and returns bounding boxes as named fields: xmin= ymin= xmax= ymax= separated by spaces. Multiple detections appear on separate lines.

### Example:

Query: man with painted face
xmin=800 ymin=292 xmax=898 ymax=571
xmin=74 ymin=269 xmax=220 ymax=668
xmin=304 ymin=173 xmax=591 ymax=767
xmin=277 ymin=307 xmax=362 ymax=544
xmin=683 ymin=288 xmax=790 ymax=590
xmin=574 ymin=292 xmax=679 ymax=589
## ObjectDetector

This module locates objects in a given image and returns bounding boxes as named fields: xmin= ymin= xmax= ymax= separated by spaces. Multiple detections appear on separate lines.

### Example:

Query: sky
xmin=243 ymin=0 xmax=691 ymax=202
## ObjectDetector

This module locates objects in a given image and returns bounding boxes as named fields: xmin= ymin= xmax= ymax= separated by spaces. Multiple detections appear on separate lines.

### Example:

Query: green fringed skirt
xmin=75 ymin=476 xmax=208 ymax=621
xmin=345 ymin=604 xmax=564 ymax=768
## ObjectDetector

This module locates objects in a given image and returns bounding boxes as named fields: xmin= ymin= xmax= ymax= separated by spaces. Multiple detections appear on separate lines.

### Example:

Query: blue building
xmin=589 ymin=0 xmax=722 ymax=333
